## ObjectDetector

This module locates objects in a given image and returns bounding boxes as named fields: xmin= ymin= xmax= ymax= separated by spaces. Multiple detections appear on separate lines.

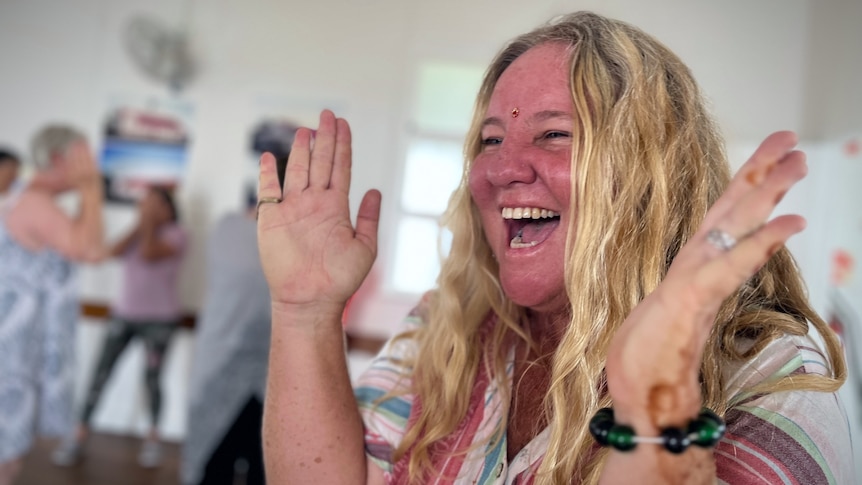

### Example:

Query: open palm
xmin=256 ymin=110 xmax=381 ymax=314
xmin=606 ymin=132 xmax=808 ymax=428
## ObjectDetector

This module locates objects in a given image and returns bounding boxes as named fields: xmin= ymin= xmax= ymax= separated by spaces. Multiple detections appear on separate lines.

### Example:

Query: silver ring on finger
xmin=706 ymin=228 xmax=737 ymax=252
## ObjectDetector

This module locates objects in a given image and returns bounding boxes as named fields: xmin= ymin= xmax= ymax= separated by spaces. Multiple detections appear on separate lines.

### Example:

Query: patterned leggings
xmin=80 ymin=318 xmax=177 ymax=426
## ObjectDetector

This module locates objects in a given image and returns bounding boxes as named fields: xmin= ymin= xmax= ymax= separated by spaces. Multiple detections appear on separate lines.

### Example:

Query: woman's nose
xmin=484 ymin=142 xmax=537 ymax=187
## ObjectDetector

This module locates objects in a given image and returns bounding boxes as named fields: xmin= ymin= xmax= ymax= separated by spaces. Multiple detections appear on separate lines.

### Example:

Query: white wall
xmin=1 ymin=0 xmax=859 ymax=451
xmin=817 ymin=135 xmax=862 ymax=481
xmin=803 ymin=0 xmax=862 ymax=139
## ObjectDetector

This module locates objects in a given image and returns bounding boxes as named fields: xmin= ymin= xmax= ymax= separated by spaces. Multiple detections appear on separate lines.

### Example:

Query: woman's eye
xmin=544 ymin=131 xmax=570 ymax=139
xmin=481 ymin=137 xmax=502 ymax=146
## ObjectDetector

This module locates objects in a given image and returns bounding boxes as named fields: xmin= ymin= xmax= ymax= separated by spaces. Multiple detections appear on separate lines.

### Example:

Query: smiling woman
xmin=256 ymin=11 xmax=853 ymax=485
xmin=469 ymin=43 xmax=575 ymax=314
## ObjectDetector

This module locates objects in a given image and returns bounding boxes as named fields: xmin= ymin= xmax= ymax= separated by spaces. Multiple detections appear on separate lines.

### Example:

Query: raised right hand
xmin=256 ymin=110 xmax=381 ymax=320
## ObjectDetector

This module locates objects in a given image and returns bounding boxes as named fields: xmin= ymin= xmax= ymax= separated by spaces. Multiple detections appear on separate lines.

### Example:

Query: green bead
xmin=688 ymin=410 xmax=726 ymax=447
xmin=688 ymin=420 xmax=720 ymax=447
xmin=607 ymin=424 xmax=637 ymax=451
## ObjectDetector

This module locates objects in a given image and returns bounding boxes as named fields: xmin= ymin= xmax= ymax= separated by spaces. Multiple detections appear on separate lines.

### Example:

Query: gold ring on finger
xmin=256 ymin=197 xmax=282 ymax=219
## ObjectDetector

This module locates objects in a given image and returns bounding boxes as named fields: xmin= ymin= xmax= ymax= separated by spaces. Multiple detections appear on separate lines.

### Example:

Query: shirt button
xmin=495 ymin=462 xmax=505 ymax=478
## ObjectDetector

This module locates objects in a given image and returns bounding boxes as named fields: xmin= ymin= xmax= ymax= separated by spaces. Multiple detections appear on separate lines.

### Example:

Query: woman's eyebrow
xmin=481 ymin=110 xmax=572 ymax=130
xmin=532 ymin=110 xmax=572 ymax=122
xmin=480 ymin=116 xmax=504 ymax=130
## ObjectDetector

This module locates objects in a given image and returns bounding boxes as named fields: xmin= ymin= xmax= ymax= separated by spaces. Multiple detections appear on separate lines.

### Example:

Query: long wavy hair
xmin=391 ymin=11 xmax=846 ymax=484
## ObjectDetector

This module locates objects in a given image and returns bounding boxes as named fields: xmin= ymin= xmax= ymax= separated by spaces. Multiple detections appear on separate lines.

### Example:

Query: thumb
xmin=355 ymin=189 xmax=381 ymax=252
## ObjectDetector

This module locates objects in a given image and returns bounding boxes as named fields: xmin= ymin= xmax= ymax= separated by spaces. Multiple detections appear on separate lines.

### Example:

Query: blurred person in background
xmin=181 ymin=191 xmax=273 ymax=485
xmin=0 ymin=125 xmax=104 ymax=485
xmin=52 ymin=185 xmax=187 ymax=469
xmin=0 ymin=148 xmax=21 ymax=206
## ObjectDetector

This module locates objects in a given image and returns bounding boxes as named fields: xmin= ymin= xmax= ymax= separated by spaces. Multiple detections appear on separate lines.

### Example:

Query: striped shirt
xmin=355 ymin=306 xmax=856 ymax=484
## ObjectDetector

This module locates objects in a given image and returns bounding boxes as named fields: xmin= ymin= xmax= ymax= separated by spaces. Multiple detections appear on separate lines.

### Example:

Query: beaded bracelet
xmin=588 ymin=407 xmax=726 ymax=454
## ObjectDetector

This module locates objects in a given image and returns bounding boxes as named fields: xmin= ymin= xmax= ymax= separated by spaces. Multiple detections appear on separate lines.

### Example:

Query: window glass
xmin=391 ymin=216 xmax=453 ymax=294
xmin=415 ymin=62 xmax=484 ymax=133
xmin=389 ymin=61 xmax=483 ymax=294
xmin=401 ymin=139 xmax=464 ymax=215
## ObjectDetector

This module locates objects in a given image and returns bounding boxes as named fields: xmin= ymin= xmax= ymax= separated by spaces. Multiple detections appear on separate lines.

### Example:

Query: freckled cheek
xmin=467 ymin=165 xmax=501 ymax=240
xmin=467 ymin=164 xmax=491 ymax=203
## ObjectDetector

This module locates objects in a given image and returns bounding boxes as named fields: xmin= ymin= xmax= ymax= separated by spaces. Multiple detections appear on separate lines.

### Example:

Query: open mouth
xmin=502 ymin=207 xmax=560 ymax=249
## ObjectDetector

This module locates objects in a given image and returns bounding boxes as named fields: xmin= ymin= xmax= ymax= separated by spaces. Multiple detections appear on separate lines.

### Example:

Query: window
xmin=388 ymin=61 xmax=484 ymax=295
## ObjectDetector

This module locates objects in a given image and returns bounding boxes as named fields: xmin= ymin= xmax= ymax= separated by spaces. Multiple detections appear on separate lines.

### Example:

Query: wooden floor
xmin=18 ymin=433 xmax=182 ymax=485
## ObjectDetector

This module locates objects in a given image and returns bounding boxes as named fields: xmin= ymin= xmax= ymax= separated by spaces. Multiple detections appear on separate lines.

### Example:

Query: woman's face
xmin=468 ymin=42 xmax=575 ymax=315
xmin=139 ymin=189 xmax=173 ymax=225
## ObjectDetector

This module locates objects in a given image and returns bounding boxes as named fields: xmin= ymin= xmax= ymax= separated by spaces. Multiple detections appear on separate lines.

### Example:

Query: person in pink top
xmin=53 ymin=185 xmax=188 ymax=469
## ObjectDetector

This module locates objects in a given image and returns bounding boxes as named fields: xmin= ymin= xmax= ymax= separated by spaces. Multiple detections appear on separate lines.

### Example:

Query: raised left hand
xmin=605 ymin=131 xmax=808 ymax=433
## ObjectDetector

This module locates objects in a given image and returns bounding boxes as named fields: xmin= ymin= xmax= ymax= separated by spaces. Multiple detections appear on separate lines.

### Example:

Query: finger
xmin=257 ymin=152 xmax=282 ymax=220
xmin=309 ymin=110 xmax=337 ymax=189
xmin=717 ymin=150 xmax=807 ymax=239
xmin=331 ymin=117 xmax=352 ymax=194
xmin=354 ymin=189 xmax=381 ymax=253
xmin=284 ymin=128 xmax=312 ymax=193
xmin=694 ymin=214 xmax=805 ymax=301
xmin=701 ymin=131 xmax=798 ymax=231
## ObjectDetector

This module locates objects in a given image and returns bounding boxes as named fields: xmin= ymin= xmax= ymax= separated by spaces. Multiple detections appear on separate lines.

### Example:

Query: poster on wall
xmin=244 ymin=95 xmax=346 ymax=206
xmin=100 ymin=96 xmax=194 ymax=203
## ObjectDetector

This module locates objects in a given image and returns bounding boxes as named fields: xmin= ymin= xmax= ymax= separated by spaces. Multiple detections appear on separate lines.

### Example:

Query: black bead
xmin=589 ymin=407 xmax=725 ymax=453
xmin=595 ymin=407 xmax=615 ymax=422
xmin=660 ymin=427 xmax=690 ymax=454
xmin=589 ymin=408 xmax=615 ymax=446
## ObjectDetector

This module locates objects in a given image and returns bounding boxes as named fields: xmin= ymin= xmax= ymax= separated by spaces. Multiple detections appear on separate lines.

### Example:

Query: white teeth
xmin=502 ymin=206 xmax=559 ymax=249
xmin=500 ymin=207 xmax=558 ymax=220
xmin=510 ymin=238 xmax=538 ymax=249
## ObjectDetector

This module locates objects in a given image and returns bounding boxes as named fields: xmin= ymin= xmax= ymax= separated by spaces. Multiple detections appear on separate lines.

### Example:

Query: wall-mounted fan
xmin=124 ymin=14 xmax=196 ymax=91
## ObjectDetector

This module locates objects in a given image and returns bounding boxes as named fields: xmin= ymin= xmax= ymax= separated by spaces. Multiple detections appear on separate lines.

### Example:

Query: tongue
xmin=520 ymin=219 xmax=559 ymax=245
